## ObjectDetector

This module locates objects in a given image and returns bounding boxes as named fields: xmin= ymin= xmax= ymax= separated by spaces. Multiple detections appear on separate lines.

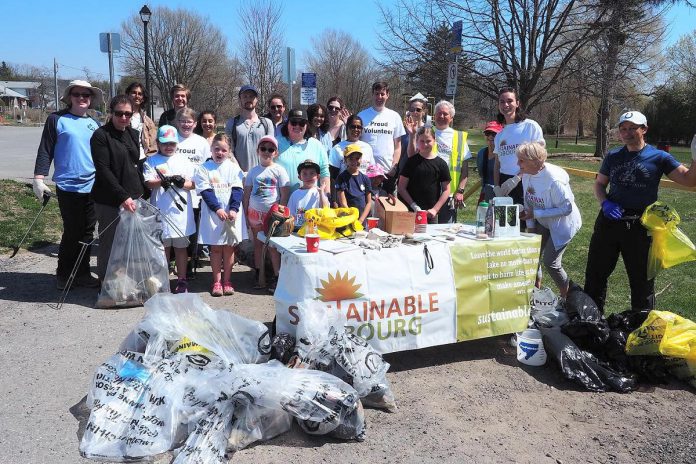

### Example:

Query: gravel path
xmin=0 ymin=246 xmax=694 ymax=464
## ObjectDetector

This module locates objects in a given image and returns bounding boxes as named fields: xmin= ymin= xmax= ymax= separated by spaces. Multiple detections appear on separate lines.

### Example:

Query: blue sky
xmin=2 ymin=0 xmax=695 ymax=80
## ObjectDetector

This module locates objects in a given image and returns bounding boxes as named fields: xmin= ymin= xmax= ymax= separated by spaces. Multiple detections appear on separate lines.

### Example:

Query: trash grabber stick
xmin=155 ymin=168 xmax=187 ymax=211
xmin=49 ymin=210 xmax=124 ymax=310
xmin=10 ymin=192 xmax=53 ymax=258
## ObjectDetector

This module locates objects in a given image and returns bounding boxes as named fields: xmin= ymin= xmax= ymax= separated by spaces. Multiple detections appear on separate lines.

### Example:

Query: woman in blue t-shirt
xmin=32 ymin=80 xmax=103 ymax=290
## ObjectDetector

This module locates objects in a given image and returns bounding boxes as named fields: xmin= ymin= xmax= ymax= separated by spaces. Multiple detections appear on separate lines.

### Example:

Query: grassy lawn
xmin=0 ymin=180 xmax=62 ymax=252
xmin=2 ymin=172 xmax=693 ymax=321
xmin=460 ymin=135 xmax=696 ymax=320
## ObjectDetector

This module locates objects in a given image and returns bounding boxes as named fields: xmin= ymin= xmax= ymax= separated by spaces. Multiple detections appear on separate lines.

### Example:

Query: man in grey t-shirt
xmin=224 ymin=85 xmax=273 ymax=172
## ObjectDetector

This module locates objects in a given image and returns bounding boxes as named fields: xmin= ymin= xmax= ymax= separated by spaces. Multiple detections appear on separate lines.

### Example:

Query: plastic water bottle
xmin=476 ymin=201 xmax=488 ymax=235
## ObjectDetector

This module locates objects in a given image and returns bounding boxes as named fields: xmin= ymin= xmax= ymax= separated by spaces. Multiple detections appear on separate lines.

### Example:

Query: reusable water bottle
xmin=476 ymin=201 xmax=488 ymax=235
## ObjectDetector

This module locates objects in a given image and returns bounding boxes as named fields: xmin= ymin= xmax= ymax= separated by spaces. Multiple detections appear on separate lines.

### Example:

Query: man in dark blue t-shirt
xmin=584 ymin=111 xmax=696 ymax=312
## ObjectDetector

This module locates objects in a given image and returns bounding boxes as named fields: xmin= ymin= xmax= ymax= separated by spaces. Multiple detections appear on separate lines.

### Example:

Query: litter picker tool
xmin=10 ymin=192 xmax=53 ymax=258
xmin=155 ymin=168 xmax=187 ymax=212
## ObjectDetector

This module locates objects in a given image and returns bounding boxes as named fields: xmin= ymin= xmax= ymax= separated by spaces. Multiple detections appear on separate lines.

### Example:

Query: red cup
xmin=416 ymin=211 xmax=428 ymax=225
xmin=367 ymin=217 xmax=379 ymax=230
xmin=306 ymin=234 xmax=320 ymax=253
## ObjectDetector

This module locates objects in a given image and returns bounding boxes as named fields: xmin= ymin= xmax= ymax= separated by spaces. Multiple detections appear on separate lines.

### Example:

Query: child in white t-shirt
xmin=143 ymin=125 xmax=196 ymax=294
xmin=243 ymin=135 xmax=290 ymax=289
xmin=287 ymin=159 xmax=329 ymax=230
xmin=193 ymin=134 xmax=245 ymax=297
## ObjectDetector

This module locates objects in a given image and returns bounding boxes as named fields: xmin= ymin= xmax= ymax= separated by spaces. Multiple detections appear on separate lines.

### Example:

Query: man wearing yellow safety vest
xmin=406 ymin=99 xmax=471 ymax=223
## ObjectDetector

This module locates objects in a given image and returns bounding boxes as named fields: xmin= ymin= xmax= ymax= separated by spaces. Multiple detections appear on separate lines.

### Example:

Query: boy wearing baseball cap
xmin=335 ymin=144 xmax=373 ymax=225
xmin=143 ymin=125 xmax=196 ymax=293
xmin=287 ymin=159 xmax=329 ymax=230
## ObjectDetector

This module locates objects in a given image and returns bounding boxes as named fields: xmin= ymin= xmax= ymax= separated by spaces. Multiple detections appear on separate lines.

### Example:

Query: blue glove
xmin=601 ymin=200 xmax=623 ymax=220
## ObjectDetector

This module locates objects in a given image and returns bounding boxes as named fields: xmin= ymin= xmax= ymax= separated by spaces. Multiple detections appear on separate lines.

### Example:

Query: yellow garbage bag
xmin=298 ymin=207 xmax=364 ymax=240
xmin=640 ymin=202 xmax=696 ymax=279
xmin=626 ymin=310 xmax=696 ymax=359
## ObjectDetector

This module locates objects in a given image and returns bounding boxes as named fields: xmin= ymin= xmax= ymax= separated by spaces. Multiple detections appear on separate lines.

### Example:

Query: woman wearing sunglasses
xmin=90 ymin=95 xmax=147 ymax=283
xmin=277 ymin=108 xmax=330 ymax=194
xmin=33 ymin=79 xmax=103 ymax=290
xmin=326 ymin=96 xmax=349 ymax=146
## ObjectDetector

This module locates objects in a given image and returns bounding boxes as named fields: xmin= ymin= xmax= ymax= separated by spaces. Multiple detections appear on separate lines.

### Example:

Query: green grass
xmin=0 ymin=180 xmax=62 ymax=252
xmin=459 ymin=144 xmax=696 ymax=320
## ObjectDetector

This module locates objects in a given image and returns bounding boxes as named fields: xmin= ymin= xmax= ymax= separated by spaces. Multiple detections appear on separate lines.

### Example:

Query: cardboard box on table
xmin=375 ymin=196 xmax=415 ymax=234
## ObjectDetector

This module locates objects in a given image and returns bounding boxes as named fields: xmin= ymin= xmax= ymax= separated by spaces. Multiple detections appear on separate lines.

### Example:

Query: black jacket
xmin=90 ymin=122 xmax=146 ymax=207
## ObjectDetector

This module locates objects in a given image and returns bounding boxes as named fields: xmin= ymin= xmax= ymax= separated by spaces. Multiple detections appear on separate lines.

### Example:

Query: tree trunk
xmin=594 ymin=12 xmax=623 ymax=158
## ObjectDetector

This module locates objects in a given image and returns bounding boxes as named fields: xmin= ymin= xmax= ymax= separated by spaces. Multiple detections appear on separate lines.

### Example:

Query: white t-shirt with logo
xmin=494 ymin=119 xmax=545 ymax=175
xmin=287 ymin=186 xmax=325 ymax=229
xmin=176 ymin=133 xmax=211 ymax=207
xmin=328 ymin=140 xmax=375 ymax=174
xmin=358 ymin=106 xmax=405 ymax=171
xmin=143 ymin=153 xmax=195 ymax=239
xmin=193 ymin=158 xmax=245 ymax=245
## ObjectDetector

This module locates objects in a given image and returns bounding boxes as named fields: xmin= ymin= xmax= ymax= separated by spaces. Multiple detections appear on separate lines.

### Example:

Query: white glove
xmin=32 ymin=178 xmax=52 ymax=201
xmin=410 ymin=202 xmax=421 ymax=212
xmin=493 ymin=175 xmax=521 ymax=197
xmin=691 ymin=134 xmax=696 ymax=161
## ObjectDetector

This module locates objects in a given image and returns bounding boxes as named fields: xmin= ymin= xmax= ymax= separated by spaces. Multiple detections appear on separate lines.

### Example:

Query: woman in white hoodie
xmin=517 ymin=142 xmax=581 ymax=297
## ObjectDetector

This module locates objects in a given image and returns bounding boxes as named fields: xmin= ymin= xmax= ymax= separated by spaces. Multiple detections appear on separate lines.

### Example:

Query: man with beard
xmin=224 ymin=85 xmax=273 ymax=172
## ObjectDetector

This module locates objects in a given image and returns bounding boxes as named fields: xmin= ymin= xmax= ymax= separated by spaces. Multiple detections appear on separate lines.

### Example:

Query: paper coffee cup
xmin=305 ymin=234 xmax=320 ymax=253
xmin=367 ymin=217 xmax=379 ymax=230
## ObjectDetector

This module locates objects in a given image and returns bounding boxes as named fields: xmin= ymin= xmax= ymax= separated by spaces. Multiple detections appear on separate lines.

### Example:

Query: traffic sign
xmin=445 ymin=63 xmax=458 ymax=96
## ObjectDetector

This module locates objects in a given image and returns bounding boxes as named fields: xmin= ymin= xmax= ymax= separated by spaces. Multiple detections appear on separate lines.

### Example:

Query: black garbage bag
xmin=601 ymin=310 xmax=671 ymax=383
xmin=562 ymin=283 xmax=610 ymax=348
xmin=540 ymin=327 xmax=637 ymax=393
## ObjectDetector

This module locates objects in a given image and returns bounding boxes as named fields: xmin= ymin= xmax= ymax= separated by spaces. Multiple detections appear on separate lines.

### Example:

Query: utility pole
xmin=53 ymin=58 xmax=59 ymax=110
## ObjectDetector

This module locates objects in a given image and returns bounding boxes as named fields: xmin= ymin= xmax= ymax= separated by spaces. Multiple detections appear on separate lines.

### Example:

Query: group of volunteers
xmin=32 ymin=77 xmax=696 ymax=311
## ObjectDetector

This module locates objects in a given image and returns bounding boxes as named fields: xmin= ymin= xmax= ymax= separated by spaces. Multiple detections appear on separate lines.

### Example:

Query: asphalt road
xmin=0 ymin=126 xmax=43 ymax=182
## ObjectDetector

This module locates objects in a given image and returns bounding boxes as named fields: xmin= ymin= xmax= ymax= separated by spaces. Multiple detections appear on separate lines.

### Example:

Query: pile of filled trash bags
xmin=527 ymin=283 xmax=696 ymax=393
xmin=80 ymin=293 xmax=396 ymax=463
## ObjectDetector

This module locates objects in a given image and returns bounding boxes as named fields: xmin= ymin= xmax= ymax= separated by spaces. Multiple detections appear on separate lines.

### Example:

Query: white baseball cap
xmin=618 ymin=111 xmax=647 ymax=127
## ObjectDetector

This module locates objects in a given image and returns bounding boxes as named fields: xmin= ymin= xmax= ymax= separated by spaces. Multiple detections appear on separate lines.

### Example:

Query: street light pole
xmin=139 ymin=5 xmax=152 ymax=117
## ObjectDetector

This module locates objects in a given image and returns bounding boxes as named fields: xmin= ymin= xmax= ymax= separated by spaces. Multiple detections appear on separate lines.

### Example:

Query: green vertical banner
xmin=451 ymin=236 xmax=541 ymax=341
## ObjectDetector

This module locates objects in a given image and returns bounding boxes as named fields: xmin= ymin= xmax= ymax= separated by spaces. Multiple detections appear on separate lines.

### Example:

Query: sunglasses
xmin=328 ymin=106 xmax=341 ymax=112
xmin=349 ymin=124 xmax=363 ymax=130
xmin=114 ymin=111 xmax=133 ymax=118
xmin=289 ymin=120 xmax=307 ymax=127
xmin=259 ymin=146 xmax=276 ymax=153
xmin=129 ymin=91 xmax=143 ymax=96
xmin=484 ymin=131 xmax=496 ymax=137
xmin=71 ymin=92 xmax=92 ymax=98
xmin=270 ymin=105 xmax=283 ymax=110
xmin=411 ymin=107 xmax=423 ymax=112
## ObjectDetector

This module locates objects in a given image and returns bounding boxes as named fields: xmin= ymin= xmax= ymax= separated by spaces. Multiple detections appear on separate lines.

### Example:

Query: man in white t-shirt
xmin=358 ymin=81 xmax=405 ymax=194
xmin=406 ymin=100 xmax=470 ymax=223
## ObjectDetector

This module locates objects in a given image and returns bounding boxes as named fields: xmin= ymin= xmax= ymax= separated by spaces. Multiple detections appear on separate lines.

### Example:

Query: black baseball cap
xmin=288 ymin=108 xmax=308 ymax=122
xmin=297 ymin=158 xmax=320 ymax=175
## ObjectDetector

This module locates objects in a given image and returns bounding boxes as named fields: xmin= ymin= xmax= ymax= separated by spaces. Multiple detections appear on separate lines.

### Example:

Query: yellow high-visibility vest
xmin=433 ymin=130 xmax=468 ymax=188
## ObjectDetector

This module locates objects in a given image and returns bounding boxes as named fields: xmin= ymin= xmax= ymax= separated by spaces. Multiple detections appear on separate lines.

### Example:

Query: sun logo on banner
xmin=315 ymin=271 xmax=363 ymax=302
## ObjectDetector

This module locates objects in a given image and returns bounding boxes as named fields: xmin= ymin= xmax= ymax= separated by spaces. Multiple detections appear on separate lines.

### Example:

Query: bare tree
xmin=379 ymin=0 xmax=605 ymax=113
xmin=120 ymin=6 xmax=230 ymax=111
xmin=668 ymin=30 xmax=696 ymax=82
xmin=237 ymin=0 xmax=285 ymax=108
xmin=303 ymin=29 xmax=380 ymax=112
